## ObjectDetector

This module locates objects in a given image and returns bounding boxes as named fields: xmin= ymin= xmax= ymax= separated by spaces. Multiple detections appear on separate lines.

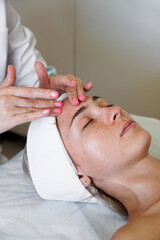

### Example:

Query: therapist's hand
xmin=0 ymin=65 xmax=62 ymax=134
xmin=35 ymin=61 xmax=93 ymax=105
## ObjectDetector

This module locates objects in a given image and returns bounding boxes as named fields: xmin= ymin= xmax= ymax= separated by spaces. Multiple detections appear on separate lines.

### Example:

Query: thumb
xmin=35 ymin=61 xmax=49 ymax=89
xmin=1 ymin=65 xmax=16 ymax=87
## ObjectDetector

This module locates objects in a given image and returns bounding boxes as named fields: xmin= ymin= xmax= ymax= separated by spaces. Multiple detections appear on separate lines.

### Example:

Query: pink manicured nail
xmin=88 ymin=82 xmax=92 ymax=85
xmin=72 ymin=80 xmax=77 ymax=84
xmin=79 ymin=95 xmax=85 ymax=100
xmin=50 ymin=91 xmax=59 ymax=98
xmin=73 ymin=98 xmax=79 ymax=104
xmin=53 ymin=108 xmax=62 ymax=114
xmin=55 ymin=101 xmax=63 ymax=107
xmin=7 ymin=65 xmax=9 ymax=71
xmin=42 ymin=109 xmax=50 ymax=115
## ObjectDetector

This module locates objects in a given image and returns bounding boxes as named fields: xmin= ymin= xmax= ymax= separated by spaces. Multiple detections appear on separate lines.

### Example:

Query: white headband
xmin=27 ymin=93 xmax=97 ymax=203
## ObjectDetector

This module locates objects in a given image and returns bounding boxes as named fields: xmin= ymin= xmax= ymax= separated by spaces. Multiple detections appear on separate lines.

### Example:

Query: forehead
xmin=63 ymin=96 xmax=91 ymax=111
xmin=57 ymin=96 xmax=92 ymax=124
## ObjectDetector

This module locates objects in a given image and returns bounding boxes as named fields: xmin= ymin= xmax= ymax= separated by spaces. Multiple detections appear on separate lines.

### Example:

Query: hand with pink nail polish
xmin=35 ymin=61 xmax=93 ymax=107
xmin=0 ymin=65 xmax=63 ymax=134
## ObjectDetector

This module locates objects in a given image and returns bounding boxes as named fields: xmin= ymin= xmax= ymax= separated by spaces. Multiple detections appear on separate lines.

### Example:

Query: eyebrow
xmin=69 ymin=96 xmax=101 ymax=127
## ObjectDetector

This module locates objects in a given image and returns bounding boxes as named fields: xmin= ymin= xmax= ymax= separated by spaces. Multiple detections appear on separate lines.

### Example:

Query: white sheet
xmin=0 ymin=114 xmax=160 ymax=240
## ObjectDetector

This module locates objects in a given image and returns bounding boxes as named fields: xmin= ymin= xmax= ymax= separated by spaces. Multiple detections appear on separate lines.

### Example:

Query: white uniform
xmin=0 ymin=0 xmax=57 ymax=163
xmin=0 ymin=0 xmax=47 ymax=87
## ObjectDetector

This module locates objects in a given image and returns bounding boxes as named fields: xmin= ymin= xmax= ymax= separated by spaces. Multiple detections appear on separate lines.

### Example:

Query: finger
xmin=35 ymin=61 xmax=49 ymax=89
xmin=75 ymin=79 xmax=86 ymax=102
xmin=12 ymin=96 xmax=63 ymax=109
xmin=13 ymin=107 xmax=62 ymax=124
xmin=84 ymin=82 xmax=93 ymax=91
xmin=65 ymin=86 xmax=79 ymax=105
xmin=0 ymin=86 xmax=59 ymax=99
xmin=51 ymin=108 xmax=62 ymax=116
xmin=1 ymin=65 xmax=16 ymax=88
xmin=50 ymin=74 xmax=77 ymax=91
xmin=13 ymin=105 xmax=62 ymax=116
xmin=49 ymin=108 xmax=62 ymax=117
xmin=13 ymin=108 xmax=51 ymax=125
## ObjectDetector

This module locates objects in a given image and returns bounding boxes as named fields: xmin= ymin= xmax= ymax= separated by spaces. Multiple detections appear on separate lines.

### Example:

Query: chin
xmin=132 ymin=128 xmax=151 ymax=160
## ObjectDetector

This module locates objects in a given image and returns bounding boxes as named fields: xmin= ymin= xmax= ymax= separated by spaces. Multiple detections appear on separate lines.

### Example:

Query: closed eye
xmin=106 ymin=104 xmax=114 ymax=107
xmin=83 ymin=104 xmax=113 ymax=129
xmin=83 ymin=119 xmax=93 ymax=129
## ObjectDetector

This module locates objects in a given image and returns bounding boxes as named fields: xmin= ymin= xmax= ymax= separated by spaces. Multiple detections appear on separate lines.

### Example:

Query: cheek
xmin=121 ymin=126 xmax=151 ymax=160
xmin=84 ymin=132 xmax=115 ymax=160
xmin=80 ymin=125 xmax=151 ymax=175
xmin=64 ymin=122 xmax=151 ymax=178
xmin=78 ymin=130 xmax=117 ymax=173
xmin=65 ymin=128 xmax=112 ymax=176
xmin=113 ymin=126 xmax=151 ymax=171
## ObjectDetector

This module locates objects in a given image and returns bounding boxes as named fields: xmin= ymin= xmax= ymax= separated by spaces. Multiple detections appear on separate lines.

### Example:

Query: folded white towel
xmin=27 ymin=93 xmax=97 ymax=203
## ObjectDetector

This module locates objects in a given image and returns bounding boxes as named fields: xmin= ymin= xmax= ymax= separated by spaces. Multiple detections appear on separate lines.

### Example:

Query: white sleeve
xmin=6 ymin=0 xmax=47 ymax=88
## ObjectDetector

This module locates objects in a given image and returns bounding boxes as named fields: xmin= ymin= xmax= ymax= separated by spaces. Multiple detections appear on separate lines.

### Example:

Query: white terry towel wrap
xmin=27 ymin=93 xmax=97 ymax=203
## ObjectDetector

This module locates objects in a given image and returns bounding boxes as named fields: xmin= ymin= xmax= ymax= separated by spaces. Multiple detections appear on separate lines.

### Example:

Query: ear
xmin=76 ymin=166 xmax=92 ymax=188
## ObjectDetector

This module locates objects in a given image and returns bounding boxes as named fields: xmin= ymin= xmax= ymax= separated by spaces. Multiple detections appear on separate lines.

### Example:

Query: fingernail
xmin=55 ymin=101 xmax=63 ymax=107
xmin=72 ymin=80 xmax=77 ymax=84
xmin=73 ymin=98 xmax=79 ymax=104
xmin=50 ymin=91 xmax=59 ymax=98
xmin=79 ymin=94 xmax=85 ymax=101
xmin=7 ymin=65 xmax=13 ymax=72
xmin=53 ymin=108 xmax=62 ymax=114
xmin=42 ymin=109 xmax=50 ymax=115
xmin=88 ymin=82 xmax=92 ymax=85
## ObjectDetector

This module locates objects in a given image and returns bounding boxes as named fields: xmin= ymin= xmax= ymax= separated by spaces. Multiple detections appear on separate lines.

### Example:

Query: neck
xmin=97 ymin=154 xmax=160 ymax=220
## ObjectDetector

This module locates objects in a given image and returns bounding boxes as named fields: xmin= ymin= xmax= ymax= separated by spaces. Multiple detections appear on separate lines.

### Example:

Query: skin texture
xmin=0 ymin=62 xmax=92 ymax=134
xmin=57 ymin=96 xmax=160 ymax=240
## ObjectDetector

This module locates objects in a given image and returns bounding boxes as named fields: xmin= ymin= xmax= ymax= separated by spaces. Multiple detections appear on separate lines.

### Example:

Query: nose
xmin=103 ymin=106 xmax=122 ymax=125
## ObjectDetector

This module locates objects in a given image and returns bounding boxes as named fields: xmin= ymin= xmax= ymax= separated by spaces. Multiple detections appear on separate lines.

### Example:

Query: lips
xmin=121 ymin=120 xmax=136 ymax=137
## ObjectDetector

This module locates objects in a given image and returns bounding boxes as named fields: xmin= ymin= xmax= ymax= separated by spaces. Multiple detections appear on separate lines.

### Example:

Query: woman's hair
xmin=87 ymin=184 xmax=128 ymax=219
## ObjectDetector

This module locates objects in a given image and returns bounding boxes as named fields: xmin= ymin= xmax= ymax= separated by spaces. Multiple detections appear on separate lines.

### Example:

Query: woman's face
xmin=57 ymin=96 xmax=151 ymax=183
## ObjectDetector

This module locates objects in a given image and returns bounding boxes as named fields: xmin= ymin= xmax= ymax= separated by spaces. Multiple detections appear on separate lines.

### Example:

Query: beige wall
xmin=11 ymin=0 xmax=160 ymax=135
xmin=76 ymin=0 xmax=160 ymax=119
xmin=12 ymin=0 xmax=74 ymax=74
